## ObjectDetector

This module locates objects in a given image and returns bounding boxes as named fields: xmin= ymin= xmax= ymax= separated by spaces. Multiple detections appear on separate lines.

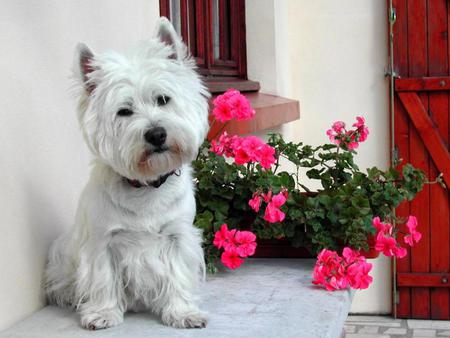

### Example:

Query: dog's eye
xmin=156 ymin=95 xmax=170 ymax=106
xmin=117 ymin=108 xmax=133 ymax=117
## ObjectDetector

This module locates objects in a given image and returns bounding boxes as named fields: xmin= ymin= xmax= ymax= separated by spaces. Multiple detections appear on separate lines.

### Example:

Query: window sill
xmin=207 ymin=92 xmax=300 ymax=140
xmin=203 ymin=77 xmax=260 ymax=93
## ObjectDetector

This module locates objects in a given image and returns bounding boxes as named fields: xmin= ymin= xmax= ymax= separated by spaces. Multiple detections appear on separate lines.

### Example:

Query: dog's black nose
xmin=144 ymin=127 xmax=167 ymax=147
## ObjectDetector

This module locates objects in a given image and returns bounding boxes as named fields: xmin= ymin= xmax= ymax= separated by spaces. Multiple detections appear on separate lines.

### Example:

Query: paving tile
xmin=408 ymin=320 xmax=433 ymax=329
xmin=345 ymin=325 xmax=357 ymax=333
xmin=438 ymin=331 xmax=450 ymax=336
xmin=413 ymin=329 xmax=437 ymax=336
xmin=383 ymin=327 xmax=408 ymax=335
xmin=431 ymin=322 xmax=450 ymax=330
xmin=345 ymin=321 xmax=402 ymax=328
xmin=345 ymin=335 xmax=390 ymax=338
xmin=347 ymin=315 xmax=400 ymax=322
xmin=358 ymin=326 xmax=379 ymax=334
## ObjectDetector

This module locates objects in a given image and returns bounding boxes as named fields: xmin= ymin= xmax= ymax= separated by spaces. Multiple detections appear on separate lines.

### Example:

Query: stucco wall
xmin=247 ymin=0 xmax=391 ymax=314
xmin=0 ymin=0 xmax=159 ymax=330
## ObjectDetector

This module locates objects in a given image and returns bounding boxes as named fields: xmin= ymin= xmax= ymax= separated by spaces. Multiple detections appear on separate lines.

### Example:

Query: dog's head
xmin=74 ymin=17 xmax=210 ymax=182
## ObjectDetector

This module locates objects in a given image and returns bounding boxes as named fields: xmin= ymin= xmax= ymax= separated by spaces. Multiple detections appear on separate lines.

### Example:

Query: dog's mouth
xmin=138 ymin=146 xmax=169 ymax=164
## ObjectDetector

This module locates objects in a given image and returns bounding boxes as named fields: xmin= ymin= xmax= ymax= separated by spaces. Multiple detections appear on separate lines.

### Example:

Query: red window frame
xmin=160 ymin=0 xmax=256 ymax=92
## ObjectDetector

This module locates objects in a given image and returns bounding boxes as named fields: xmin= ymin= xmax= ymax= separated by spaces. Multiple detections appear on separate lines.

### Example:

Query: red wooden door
xmin=392 ymin=0 xmax=450 ymax=319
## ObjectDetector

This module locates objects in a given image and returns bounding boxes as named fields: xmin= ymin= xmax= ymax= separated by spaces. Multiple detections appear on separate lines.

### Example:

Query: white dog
xmin=44 ymin=17 xmax=210 ymax=330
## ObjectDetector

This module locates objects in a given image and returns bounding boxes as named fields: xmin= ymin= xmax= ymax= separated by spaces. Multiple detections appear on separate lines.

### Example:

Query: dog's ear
xmin=74 ymin=43 xmax=97 ymax=94
xmin=154 ymin=17 xmax=186 ymax=60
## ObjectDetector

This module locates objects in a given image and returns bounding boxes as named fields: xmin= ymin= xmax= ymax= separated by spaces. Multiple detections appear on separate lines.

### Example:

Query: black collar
xmin=124 ymin=170 xmax=180 ymax=189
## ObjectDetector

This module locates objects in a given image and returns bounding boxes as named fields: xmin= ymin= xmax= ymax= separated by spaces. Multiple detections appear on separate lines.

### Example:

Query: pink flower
xmin=352 ymin=116 xmax=369 ymax=143
xmin=271 ymin=192 xmax=287 ymax=207
xmin=221 ymin=249 xmax=244 ymax=269
xmin=352 ymin=116 xmax=365 ymax=128
xmin=375 ymin=232 xmax=398 ymax=257
xmin=258 ymin=144 xmax=276 ymax=169
xmin=213 ymin=224 xmax=237 ymax=251
xmin=234 ymin=146 xmax=252 ymax=165
xmin=227 ymin=92 xmax=255 ymax=121
xmin=210 ymin=132 xmax=239 ymax=157
xmin=213 ymin=224 xmax=230 ymax=249
xmin=347 ymin=141 xmax=359 ymax=150
xmin=263 ymin=202 xmax=285 ymax=223
xmin=326 ymin=129 xmax=341 ymax=145
xmin=214 ymin=225 xmax=257 ymax=269
xmin=248 ymin=195 xmax=262 ymax=212
xmin=212 ymin=89 xmax=255 ymax=122
xmin=212 ymin=100 xmax=234 ymax=122
xmin=393 ymin=246 xmax=407 ymax=258
xmin=346 ymin=260 xmax=373 ymax=289
xmin=358 ymin=126 xmax=369 ymax=142
xmin=326 ymin=116 xmax=369 ymax=150
xmin=404 ymin=232 xmax=422 ymax=246
xmin=261 ymin=190 xmax=273 ymax=203
xmin=312 ymin=248 xmax=373 ymax=291
xmin=406 ymin=215 xmax=418 ymax=232
xmin=332 ymin=121 xmax=346 ymax=132
xmin=342 ymin=247 xmax=361 ymax=264
xmin=404 ymin=215 xmax=421 ymax=246
xmin=235 ymin=231 xmax=257 ymax=257
xmin=372 ymin=217 xmax=392 ymax=235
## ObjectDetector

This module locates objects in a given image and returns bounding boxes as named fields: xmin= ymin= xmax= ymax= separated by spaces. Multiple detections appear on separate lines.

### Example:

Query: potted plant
xmin=193 ymin=89 xmax=442 ymax=289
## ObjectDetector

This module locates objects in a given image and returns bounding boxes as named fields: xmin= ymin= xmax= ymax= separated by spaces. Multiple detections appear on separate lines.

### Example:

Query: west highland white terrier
xmin=44 ymin=17 xmax=210 ymax=330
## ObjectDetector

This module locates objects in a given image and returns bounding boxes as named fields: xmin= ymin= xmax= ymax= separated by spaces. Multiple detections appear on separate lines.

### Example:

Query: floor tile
xmin=345 ymin=335 xmax=390 ymax=338
xmin=408 ymin=320 xmax=433 ymax=329
xmin=346 ymin=321 xmax=402 ymax=328
xmin=413 ymin=329 xmax=437 ymax=336
xmin=358 ymin=326 xmax=379 ymax=334
xmin=383 ymin=327 xmax=408 ymax=335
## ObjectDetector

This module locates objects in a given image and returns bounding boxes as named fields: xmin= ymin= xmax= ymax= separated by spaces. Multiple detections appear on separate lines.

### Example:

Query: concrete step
xmin=0 ymin=259 xmax=353 ymax=338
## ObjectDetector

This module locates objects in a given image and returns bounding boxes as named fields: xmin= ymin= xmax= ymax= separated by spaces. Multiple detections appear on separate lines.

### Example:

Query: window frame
xmin=160 ymin=0 xmax=258 ymax=92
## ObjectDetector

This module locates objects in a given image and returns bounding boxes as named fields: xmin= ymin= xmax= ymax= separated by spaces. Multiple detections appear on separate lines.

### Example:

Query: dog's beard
xmin=136 ymin=144 xmax=184 ymax=178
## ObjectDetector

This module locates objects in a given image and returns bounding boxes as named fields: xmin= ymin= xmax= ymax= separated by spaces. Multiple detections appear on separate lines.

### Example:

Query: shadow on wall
xmin=22 ymin=175 xmax=67 ymax=306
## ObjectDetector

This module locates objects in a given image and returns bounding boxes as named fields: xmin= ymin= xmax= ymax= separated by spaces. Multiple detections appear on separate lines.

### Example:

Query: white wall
xmin=0 ymin=0 xmax=159 ymax=330
xmin=246 ymin=0 xmax=391 ymax=314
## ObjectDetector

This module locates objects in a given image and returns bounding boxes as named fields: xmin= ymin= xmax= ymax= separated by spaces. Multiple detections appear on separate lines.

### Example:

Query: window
xmin=159 ymin=0 xmax=259 ymax=93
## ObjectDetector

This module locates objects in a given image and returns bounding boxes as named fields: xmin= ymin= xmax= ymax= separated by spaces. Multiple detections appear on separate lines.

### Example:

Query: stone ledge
xmin=0 ymin=259 xmax=353 ymax=338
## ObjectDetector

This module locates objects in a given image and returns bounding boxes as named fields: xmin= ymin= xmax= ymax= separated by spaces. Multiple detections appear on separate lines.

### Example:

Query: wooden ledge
xmin=204 ymin=77 xmax=261 ymax=93
xmin=207 ymin=92 xmax=300 ymax=140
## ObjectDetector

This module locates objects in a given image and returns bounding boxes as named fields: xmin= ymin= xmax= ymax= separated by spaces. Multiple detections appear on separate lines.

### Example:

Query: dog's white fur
xmin=44 ymin=17 xmax=210 ymax=330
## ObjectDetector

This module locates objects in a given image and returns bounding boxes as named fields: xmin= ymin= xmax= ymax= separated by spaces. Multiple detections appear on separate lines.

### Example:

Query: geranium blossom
xmin=213 ymin=224 xmax=236 ymax=251
xmin=248 ymin=195 xmax=262 ymax=212
xmin=375 ymin=233 xmax=398 ymax=257
xmin=221 ymin=249 xmax=244 ymax=269
xmin=372 ymin=217 xmax=392 ymax=235
xmin=263 ymin=191 xmax=287 ymax=223
xmin=235 ymin=231 xmax=257 ymax=257
xmin=212 ymin=89 xmax=255 ymax=122
xmin=404 ymin=215 xmax=422 ymax=246
xmin=312 ymin=248 xmax=373 ymax=291
xmin=326 ymin=116 xmax=369 ymax=150
xmin=264 ymin=202 xmax=286 ymax=223
xmin=213 ymin=224 xmax=257 ymax=269
xmin=211 ymin=132 xmax=276 ymax=169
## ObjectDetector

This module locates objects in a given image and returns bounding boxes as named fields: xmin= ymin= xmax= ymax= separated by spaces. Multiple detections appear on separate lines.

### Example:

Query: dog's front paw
xmin=80 ymin=309 xmax=123 ymax=330
xmin=162 ymin=311 xmax=208 ymax=329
